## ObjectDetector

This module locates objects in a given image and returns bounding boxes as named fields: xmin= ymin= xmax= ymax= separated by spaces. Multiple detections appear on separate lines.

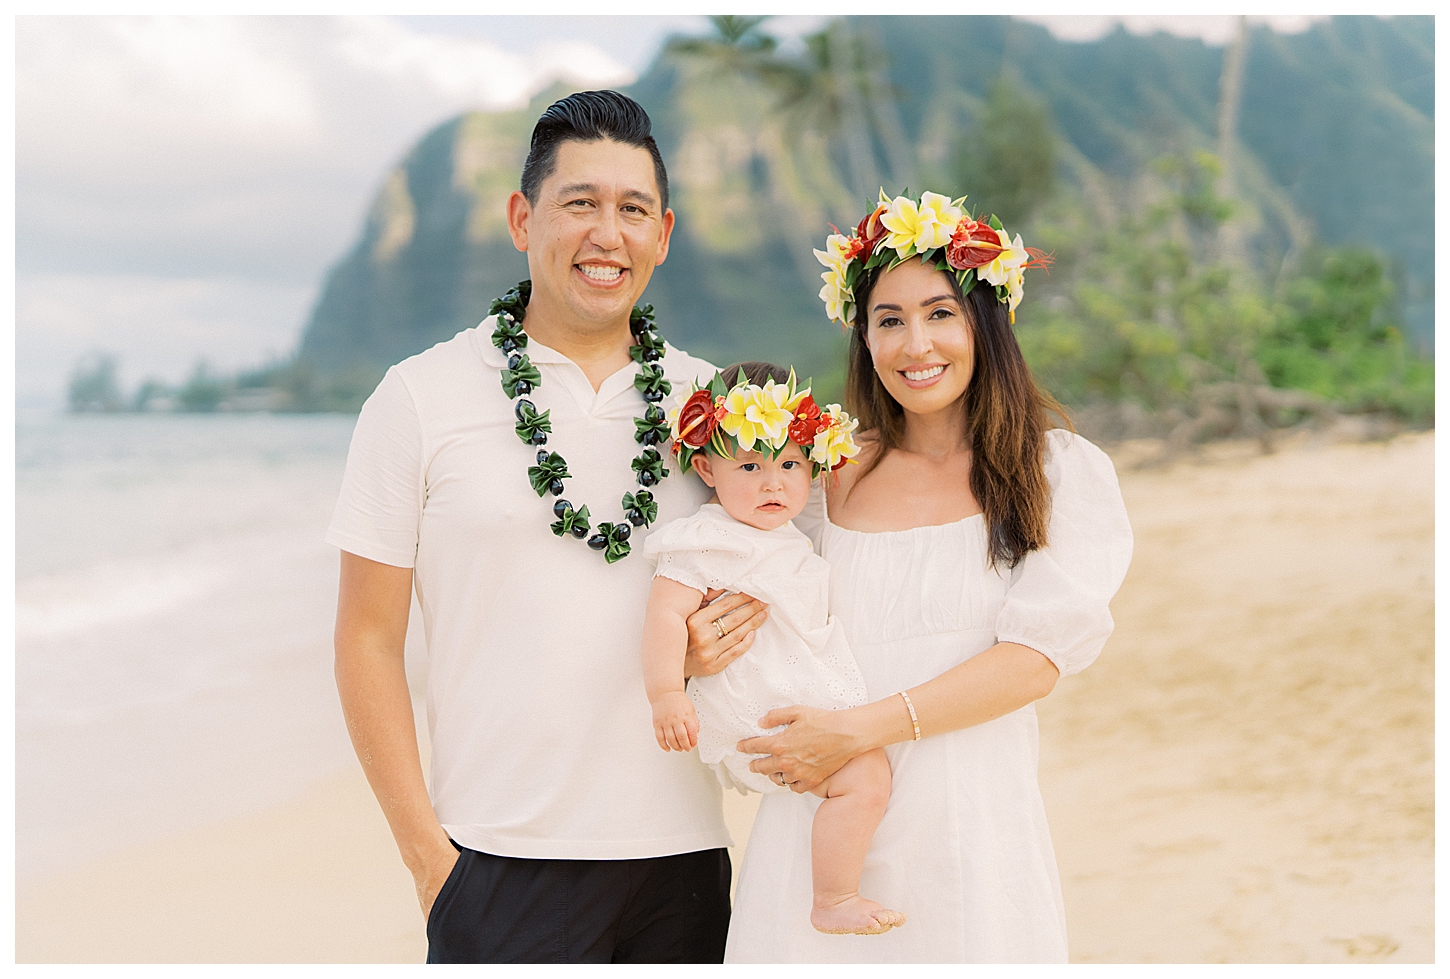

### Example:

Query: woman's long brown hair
xmin=846 ymin=264 xmax=1071 ymax=568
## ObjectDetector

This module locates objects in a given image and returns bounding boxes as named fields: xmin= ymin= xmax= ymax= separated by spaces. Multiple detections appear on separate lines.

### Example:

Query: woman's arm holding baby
xmin=739 ymin=641 xmax=1058 ymax=791
xmin=642 ymin=576 xmax=713 ymax=752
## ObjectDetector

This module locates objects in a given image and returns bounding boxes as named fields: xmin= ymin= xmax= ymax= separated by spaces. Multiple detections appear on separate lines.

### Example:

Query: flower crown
xmin=667 ymin=367 xmax=861 ymax=480
xmin=816 ymin=189 xmax=1052 ymax=328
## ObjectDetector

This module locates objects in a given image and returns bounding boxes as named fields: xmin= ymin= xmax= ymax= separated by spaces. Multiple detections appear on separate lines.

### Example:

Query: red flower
xmin=856 ymin=204 xmax=889 ymax=255
xmin=676 ymin=389 xmax=717 ymax=448
xmin=788 ymin=395 xmax=827 ymax=445
xmin=945 ymin=217 xmax=1003 ymax=271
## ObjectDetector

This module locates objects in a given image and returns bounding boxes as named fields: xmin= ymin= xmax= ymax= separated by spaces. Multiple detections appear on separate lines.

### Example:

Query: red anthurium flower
xmin=945 ymin=217 xmax=1004 ymax=271
xmin=856 ymin=204 xmax=889 ymax=254
xmin=677 ymin=389 xmax=718 ymax=448
xmin=788 ymin=395 xmax=826 ymax=444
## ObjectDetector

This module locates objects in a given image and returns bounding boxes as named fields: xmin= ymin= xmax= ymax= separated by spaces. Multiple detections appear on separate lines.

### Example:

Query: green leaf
xmin=526 ymin=451 xmax=570 ymax=496
xmin=514 ymin=403 xmax=552 ymax=444
xmin=500 ymin=358 xmax=542 ymax=397
xmin=550 ymin=503 xmax=591 ymax=538
xmin=621 ymin=490 xmax=658 ymax=526
xmin=634 ymin=416 xmax=670 ymax=445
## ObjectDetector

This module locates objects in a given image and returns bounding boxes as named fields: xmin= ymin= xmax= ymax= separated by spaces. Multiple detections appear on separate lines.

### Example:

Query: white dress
xmin=643 ymin=504 xmax=868 ymax=795
xmin=725 ymin=430 xmax=1134 ymax=963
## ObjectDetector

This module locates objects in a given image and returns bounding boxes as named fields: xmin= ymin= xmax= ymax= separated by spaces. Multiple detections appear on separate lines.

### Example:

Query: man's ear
xmin=654 ymin=207 xmax=675 ymax=267
xmin=505 ymin=190 xmax=531 ymax=254
xmin=690 ymin=453 xmax=716 ymax=488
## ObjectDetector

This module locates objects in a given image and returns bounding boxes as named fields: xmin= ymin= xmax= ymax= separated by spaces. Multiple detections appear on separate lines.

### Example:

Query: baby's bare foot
xmin=811 ymin=895 xmax=906 ymax=935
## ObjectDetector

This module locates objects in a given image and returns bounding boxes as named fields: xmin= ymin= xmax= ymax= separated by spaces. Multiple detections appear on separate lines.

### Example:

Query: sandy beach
xmin=14 ymin=430 xmax=1433 ymax=963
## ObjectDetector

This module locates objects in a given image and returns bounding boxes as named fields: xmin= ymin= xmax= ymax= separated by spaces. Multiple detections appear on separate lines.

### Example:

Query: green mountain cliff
xmin=293 ymin=15 xmax=1432 ymax=416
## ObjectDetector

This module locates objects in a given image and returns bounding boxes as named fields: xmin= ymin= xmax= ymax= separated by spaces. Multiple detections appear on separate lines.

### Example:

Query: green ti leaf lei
xmin=489 ymin=280 xmax=671 ymax=564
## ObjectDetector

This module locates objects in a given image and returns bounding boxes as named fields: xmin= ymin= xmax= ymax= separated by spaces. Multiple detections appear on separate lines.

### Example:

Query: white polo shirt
xmin=326 ymin=317 xmax=731 ymax=860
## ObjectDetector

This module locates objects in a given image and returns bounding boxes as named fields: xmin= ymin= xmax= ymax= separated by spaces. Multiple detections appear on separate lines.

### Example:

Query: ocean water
xmin=14 ymin=411 xmax=423 ymax=882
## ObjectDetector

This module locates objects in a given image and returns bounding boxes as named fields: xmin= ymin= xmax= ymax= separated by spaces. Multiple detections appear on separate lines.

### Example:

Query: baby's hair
xmin=720 ymin=361 xmax=791 ymax=388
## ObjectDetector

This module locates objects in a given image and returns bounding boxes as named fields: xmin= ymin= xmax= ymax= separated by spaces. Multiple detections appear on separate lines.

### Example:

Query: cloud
xmin=15 ymin=15 xmax=644 ymax=408
xmin=1016 ymin=15 xmax=1327 ymax=46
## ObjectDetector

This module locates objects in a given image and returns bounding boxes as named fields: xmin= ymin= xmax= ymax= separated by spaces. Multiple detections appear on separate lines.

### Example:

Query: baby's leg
xmin=807 ymin=747 xmax=905 ymax=935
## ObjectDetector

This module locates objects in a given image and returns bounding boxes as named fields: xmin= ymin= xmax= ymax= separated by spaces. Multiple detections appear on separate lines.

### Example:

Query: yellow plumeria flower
xmin=813 ymin=233 xmax=854 ymax=277
xmin=810 ymin=405 xmax=861 ymax=471
xmin=979 ymin=228 xmax=1030 ymax=288
xmin=1004 ymin=264 xmax=1026 ymax=315
xmin=819 ymin=267 xmax=852 ymax=325
xmin=880 ymin=191 xmax=965 ymax=258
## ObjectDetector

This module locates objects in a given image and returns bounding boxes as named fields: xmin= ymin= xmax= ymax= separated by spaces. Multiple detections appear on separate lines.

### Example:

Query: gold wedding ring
xmin=714 ymin=617 xmax=728 ymax=640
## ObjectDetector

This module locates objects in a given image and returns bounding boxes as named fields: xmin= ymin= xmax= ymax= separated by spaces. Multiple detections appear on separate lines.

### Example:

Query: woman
xmin=722 ymin=192 xmax=1133 ymax=962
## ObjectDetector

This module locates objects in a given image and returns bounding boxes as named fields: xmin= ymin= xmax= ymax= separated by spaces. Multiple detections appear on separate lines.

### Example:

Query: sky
xmin=15 ymin=13 xmax=1333 ymax=410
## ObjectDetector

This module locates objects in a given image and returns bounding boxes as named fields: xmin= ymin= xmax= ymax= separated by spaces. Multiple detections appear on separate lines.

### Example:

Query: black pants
xmin=425 ymin=844 xmax=732 ymax=963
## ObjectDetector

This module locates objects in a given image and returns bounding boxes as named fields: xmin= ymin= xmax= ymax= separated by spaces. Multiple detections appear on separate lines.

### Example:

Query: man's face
xmin=510 ymin=138 xmax=674 ymax=332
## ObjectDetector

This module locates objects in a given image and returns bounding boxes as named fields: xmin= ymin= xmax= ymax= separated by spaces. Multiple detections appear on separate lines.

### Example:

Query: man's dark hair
xmin=520 ymin=90 xmax=669 ymax=213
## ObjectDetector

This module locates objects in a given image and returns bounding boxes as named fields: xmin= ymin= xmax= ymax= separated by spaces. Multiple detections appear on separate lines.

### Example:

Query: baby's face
xmin=691 ymin=442 xmax=812 ymax=531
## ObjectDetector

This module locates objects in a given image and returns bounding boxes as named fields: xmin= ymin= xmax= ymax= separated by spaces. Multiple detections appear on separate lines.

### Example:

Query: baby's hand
xmin=651 ymin=692 xmax=700 ymax=752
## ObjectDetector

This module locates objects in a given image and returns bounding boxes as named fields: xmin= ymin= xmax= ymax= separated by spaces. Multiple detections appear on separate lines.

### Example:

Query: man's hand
xmin=416 ymin=838 xmax=462 ymax=921
xmin=683 ymin=589 xmax=767 ymax=678
xmin=651 ymin=691 xmax=700 ymax=752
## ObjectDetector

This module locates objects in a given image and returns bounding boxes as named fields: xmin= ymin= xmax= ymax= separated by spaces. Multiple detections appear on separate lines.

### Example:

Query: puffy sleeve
xmin=640 ymin=509 xmax=763 ymax=595
xmin=792 ymin=479 xmax=827 ymax=554
xmin=994 ymin=429 xmax=1133 ymax=677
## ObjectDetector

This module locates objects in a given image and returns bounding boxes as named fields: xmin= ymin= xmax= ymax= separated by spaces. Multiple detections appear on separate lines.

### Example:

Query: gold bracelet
xmin=898 ymin=691 xmax=921 ymax=741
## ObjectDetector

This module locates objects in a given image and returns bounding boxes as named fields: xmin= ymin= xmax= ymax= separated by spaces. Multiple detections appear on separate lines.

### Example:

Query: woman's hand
xmin=737 ymin=704 xmax=870 ymax=793
xmin=683 ymin=589 xmax=767 ymax=678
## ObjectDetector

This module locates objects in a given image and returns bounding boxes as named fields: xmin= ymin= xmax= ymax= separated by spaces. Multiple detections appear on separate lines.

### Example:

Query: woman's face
xmin=864 ymin=259 xmax=975 ymax=417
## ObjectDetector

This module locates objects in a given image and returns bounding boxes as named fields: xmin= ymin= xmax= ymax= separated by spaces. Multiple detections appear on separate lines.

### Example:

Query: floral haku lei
xmin=666 ymin=368 xmax=860 ymax=480
xmin=816 ymin=189 xmax=1053 ymax=327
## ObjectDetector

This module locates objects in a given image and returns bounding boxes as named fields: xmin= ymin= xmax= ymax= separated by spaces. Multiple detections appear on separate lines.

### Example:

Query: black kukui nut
xmin=627 ymin=509 xmax=646 ymax=527
xmin=643 ymin=390 xmax=663 ymax=403
xmin=614 ymin=523 xmax=631 ymax=541
xmin=548 ymin=478 xmax=564 ymax=496
xmin=586 ymin=533 xmax=608 ymax=550
xmin=508 ymin=353 xmax=524 ymax=371
xmin=514 ymin=381 xmax=532 ymax=396
xmin=645 ymin=405 xmax=664 ymax=423
xmin=553 ymin=499 xmax=572 ymax=519
xmin=638 ymin=469 xmax=657 ymax=487
xmin=634 ymin=489 xmax=653 ymax=503
xmin=536 ymin=449 xmax=550 ymax=464
xmin=500 ymin=337 xmax=517 ymax=353
xmin=570 ymin=523 xmax=589 ymax=539
xmin=643 ymin=348 xmax=661 ymax=361
xmin=529 ymin=431 xmax=548 ymax=445
xmin=640 ymin=430 xmax=659 ymax=446
xmin=514 ymin=399 xmax=535 ymax=422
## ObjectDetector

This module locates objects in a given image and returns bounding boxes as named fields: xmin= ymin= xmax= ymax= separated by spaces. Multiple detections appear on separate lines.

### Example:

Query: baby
xmin=640 ymin=362 xmax=904 ymax=937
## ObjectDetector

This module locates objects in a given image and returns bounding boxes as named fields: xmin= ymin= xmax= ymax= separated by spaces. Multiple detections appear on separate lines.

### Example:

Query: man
xmin=328 ymin=90 xmax=766 ymax=963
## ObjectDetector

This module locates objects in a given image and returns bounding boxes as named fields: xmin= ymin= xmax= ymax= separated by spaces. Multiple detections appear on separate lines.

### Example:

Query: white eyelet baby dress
xmin=643 ymin=503 xmax=868 ymax=795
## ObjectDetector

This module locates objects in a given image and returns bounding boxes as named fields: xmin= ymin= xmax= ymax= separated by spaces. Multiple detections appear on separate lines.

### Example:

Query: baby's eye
xmin=739 ymin=463 xmax=758 ymax=472
xmin=781 ymin=460 xmax=800 ymax=470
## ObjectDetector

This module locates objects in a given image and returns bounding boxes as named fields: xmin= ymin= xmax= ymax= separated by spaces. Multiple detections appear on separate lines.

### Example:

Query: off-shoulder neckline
xmin=822 ymin=490 xmax=984 ymax=538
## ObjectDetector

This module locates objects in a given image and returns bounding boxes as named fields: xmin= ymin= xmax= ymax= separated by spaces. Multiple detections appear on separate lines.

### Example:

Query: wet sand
xmin=14 ymin=431 xmax=1433 ymax=963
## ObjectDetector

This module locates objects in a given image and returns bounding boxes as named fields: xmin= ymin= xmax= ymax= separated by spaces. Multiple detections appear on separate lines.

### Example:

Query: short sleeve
xmin=791 ymin=480 xmax=827 ymax=554
xmin=324 ymin=367 xmax=425 ymax=568
xmin=994 ymin=429 xmax=1133 ymax=677
xmin=640 ymin=510 xmax=763 ymax=595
